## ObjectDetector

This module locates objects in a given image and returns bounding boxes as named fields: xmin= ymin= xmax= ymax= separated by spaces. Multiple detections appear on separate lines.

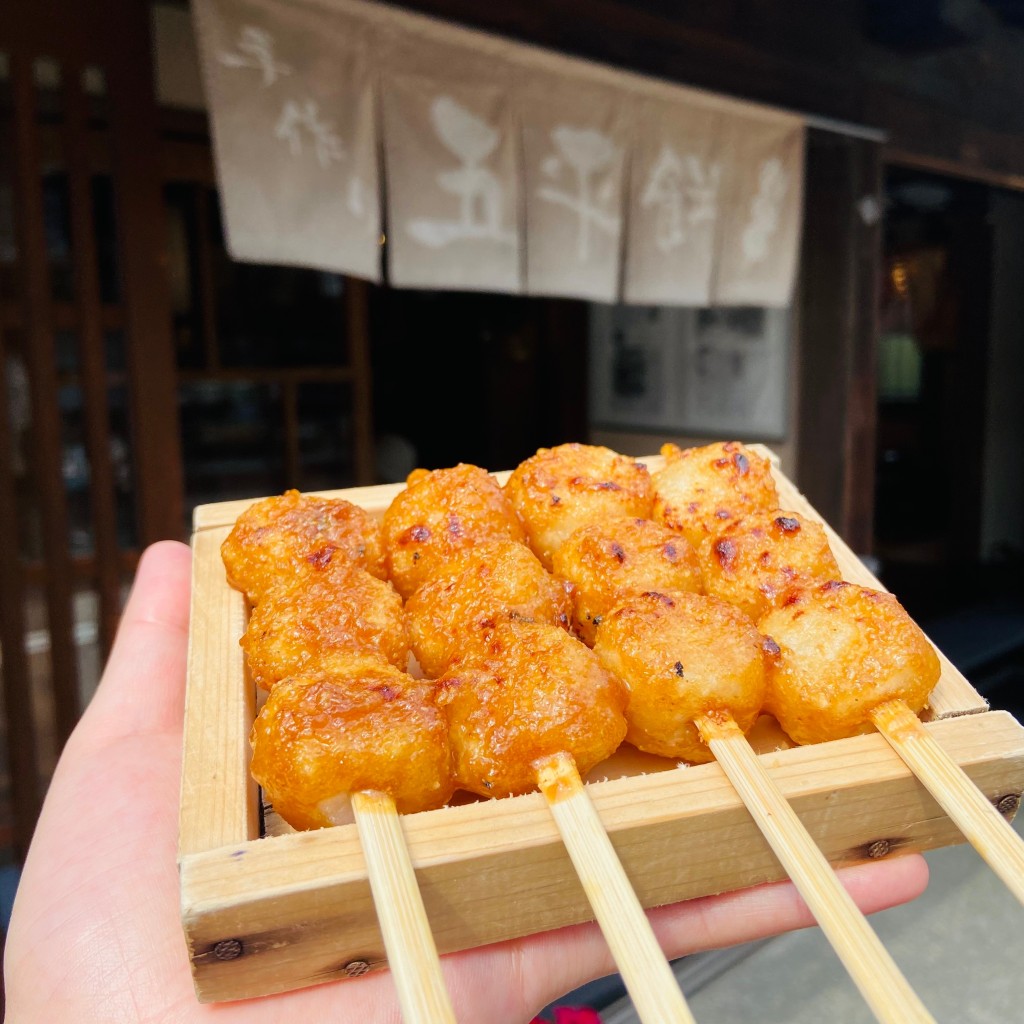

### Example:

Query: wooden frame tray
xmin=179 ymin=449 xmax=1024 ymax=1003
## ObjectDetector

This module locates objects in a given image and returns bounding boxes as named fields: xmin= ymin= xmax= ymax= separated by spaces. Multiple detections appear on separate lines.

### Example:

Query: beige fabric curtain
xmin=712 ymin=119 xmax=805 ymax=306
xmin=194 ymin=0 xmax=809 ymax=306
xmin=520 ymin=72 xmax=631 ymax=302
xmin=193 ymin=0 xmax=381 ymax=279
xmin=623 ymin=99 xmax=723 ymax=306
xmin=380 ymin=29 xmax=521 ymax=292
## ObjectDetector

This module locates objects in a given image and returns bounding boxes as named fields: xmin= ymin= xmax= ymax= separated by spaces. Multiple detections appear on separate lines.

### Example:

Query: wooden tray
xmin=179 ymin=448 xmax=1024 ymax=1003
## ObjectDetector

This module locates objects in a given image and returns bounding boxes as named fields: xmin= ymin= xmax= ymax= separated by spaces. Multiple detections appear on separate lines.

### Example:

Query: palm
xmin=5 ymin=542 xmax=928 ymax=1023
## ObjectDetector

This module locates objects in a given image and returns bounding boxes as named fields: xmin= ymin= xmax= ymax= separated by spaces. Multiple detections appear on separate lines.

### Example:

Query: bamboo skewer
xmin=536 ymin=751 xmax=698 ymax=1024
xmin=696 ymin=714 xmax=936 ymax=1024
xmin=871 ymin=699 xmax=1024 ymax=905
xmin=352 ymin=790 xmax=457 ymax=1024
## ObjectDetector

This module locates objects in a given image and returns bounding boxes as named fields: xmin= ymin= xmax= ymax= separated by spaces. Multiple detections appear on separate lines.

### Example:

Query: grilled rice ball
xmin=382 ymin=463 xmax=526 ymax=599
xmin=241 ymin=562 xmax=408 ymax=690
xmin=594 ymin=590 xmax=766 ymax=764
xmin=435 ymin=620 xmax=628 ymax=799
xmin=504 ymin=443 xmax=654 ymax=571
xmin=552 ymin=516 xmax=703 ymax=646
xmin=697 ymin=510 xmax=841 ymax=622
xmin=651 ymin=442 xmax=778 ymax=551
xmin=759 ymin=581 xmax=941 ymax=746
xmin=221 ymin=489 xmax=385 ymax=604
xmin=250 ymin=657 xmax=455 ymax=830
xmin=405 ymin=539 xmax=572 ymax=678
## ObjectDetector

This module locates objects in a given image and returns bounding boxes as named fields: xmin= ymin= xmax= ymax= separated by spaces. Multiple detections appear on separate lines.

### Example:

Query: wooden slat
xmin=180 ymin=711 xmax=1024 ymax=1003
xmin=346 ymin=278 xmax=376 ymax=486
xmin=0 ymin=301 xmax=124 ymax=332
xmin=10 ymin=53 xmax=82 ymax=744
xmin=64 ymin=60 xmax=123 ymax=656
xmin=178 ymin=527 xmax=259 ymax=856
xmin=161 ymin=135 xmax=217 ymax=186
xmin=99 ymin=0 xmax=184 ymax=544
xmin=195 ymin=186 xmax=221 ymax=372
xmin=0 ymin=331 xmax=43 ymax=862
xmin=20 ymin=548 xmax=139 ymax=587
xmin=177 ymin=366 xmax=355 ymax=385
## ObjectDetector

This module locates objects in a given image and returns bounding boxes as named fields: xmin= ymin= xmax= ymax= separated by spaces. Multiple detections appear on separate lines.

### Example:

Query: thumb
xmin=71 ymin=539 xmax=192 ymax=756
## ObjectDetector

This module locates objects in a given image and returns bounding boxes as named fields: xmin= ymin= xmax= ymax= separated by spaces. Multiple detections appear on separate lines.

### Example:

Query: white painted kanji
xmin=218 ymin=25 xmax=292 ymax=86
xmin=406 ymin=96 xmax=514 ymax=248
xmin=640 ymin=145 xmax=721 ymax=254
xmin=537 ymin=126 xmax=620 ymax=262
xmin=347 ymin=175 xmax=369 ymax=222
xmin=274 ymin=100 xmax=345 ymax=168
xmin=741 ymin=157 xmax=787 ymax=264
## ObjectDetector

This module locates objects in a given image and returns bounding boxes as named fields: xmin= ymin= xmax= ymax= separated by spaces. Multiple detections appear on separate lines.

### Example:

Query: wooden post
xmin=98 ymin=0 xmax=184 ymax=544
xmin=9 ymin=54 xmax=82 ymax=744
xmin=346 ymin=278 xmax=377 ymax=486
xmin=797 ymin=131 xmax=882 ymax=553
xmin=0 ymin=338 xmax=42 ymax=861
xmin=64 ymin=59 xmax=124 ymax=656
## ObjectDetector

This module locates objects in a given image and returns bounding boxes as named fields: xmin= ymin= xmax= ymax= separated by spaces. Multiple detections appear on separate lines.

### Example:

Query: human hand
xmin=4 ymin=541 xmax=929 ymax=1023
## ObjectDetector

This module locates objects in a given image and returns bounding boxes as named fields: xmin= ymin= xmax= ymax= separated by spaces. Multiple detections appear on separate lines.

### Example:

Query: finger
xmin=454 ymin=852 xmax=929 ymax=1021
xmin=647 ymin=852 xmax=930 ymax=955
xmin=73 ymin=540 xmax=192 ymax=751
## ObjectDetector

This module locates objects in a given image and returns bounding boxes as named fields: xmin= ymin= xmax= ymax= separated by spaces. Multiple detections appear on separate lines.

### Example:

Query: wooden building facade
xmin=1 ymin=0 xmax=1022 ymax=869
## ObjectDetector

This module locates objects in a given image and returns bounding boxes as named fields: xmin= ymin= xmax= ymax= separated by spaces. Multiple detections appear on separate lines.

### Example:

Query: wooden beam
xmin=886 ymin=148 xmax=1024 ymax=195
xmin=867 ymin=85 xmax=1024 ymax=194
xmin=0 ymin=329 xmax=43 ymax=862
xmin=176 ymin=366 xmax=354 ymax=384
xmin=387 ymin=0 xmax=861 ymax=124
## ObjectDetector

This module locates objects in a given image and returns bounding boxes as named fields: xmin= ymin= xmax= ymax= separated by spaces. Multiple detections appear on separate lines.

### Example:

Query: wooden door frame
xmin=795 ymin=130 xmax=882 ymax=555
